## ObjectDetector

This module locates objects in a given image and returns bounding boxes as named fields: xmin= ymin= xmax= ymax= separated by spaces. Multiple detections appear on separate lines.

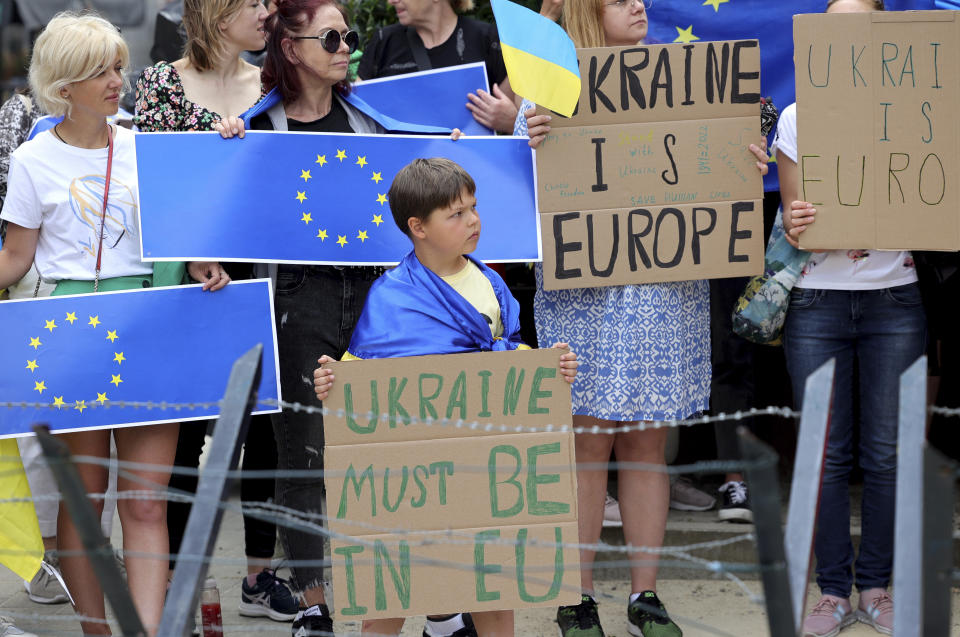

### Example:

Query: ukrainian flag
xmin=490 ymin=0 xmax=580 ymax=117
xmin=0 ymin=441 xmax=43 ymax=581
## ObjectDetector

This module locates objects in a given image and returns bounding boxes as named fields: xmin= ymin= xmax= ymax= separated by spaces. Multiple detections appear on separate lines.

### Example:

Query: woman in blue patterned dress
xmin=517 ymin=1 xmax=769 ymax=634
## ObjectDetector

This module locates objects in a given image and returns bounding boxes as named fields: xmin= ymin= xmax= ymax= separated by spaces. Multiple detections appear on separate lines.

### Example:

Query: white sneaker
xmin=602 ymin=494 xmax=622 ymax=527
xmin=0 ymin=616 xmax=37 ymax=637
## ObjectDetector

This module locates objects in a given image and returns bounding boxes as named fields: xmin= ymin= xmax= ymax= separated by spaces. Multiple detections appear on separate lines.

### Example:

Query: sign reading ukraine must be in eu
xmin=135 ymin=132 xmax=539 ymax=265
xmin=322 ymin=349 xmax=579 ymax=619
xmin=536 ymin=41 xmax=765 ymax=289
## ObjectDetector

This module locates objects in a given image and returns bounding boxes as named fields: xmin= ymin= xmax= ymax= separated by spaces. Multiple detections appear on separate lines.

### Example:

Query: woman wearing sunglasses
xmin=133 ymin=0 xmax=302 ymax=626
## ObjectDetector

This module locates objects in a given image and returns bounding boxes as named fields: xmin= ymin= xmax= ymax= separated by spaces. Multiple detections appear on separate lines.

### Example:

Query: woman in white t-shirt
xmin=773 ymin=2 xmax=923 ymax=636
xmin=0 ymin=13 xmax=227 ymax=636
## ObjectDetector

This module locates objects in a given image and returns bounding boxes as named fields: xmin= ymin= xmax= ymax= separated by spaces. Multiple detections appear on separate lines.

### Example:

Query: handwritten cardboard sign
xmin=795 ymin=11 xmax=959 ymax=250
xmin=536 ymin=41 xmax=765 ymax=289
xmin=323 ymin=349 xmax=579 ymax=619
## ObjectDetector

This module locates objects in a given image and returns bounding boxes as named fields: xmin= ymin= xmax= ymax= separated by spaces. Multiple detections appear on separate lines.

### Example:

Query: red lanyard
xmin=93 ymin=126 xmax=114 ymax=292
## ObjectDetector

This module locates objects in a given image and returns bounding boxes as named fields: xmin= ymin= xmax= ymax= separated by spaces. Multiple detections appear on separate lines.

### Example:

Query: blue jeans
xmin=783 ymin=283 xmax=926 ymax=598
xmin=271 ymin=265 xmax=379 ymax=593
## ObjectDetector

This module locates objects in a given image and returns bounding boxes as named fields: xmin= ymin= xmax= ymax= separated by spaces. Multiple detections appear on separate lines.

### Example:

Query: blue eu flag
xmin=645 ymin=0 xmax=937 ymax=191
xmin=0 ymin=281 xmax=280 ymax=438
xmin=136 ymin=132 xmax=539 ymax=265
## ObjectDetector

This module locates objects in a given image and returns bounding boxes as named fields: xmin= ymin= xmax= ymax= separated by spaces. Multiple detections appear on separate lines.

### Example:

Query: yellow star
xmin=52 ymin=396 xmax=65 ymax=409
xmin=44 ymin=319 xmax=57 ymax=332
xmin=357 ymin=230 xmax=369 ymax=243
xmin=674 ymin=25 xmax=700 ymax=44
xmin=371 ymin=171 xmax=383 ymax=184
xmin=33 ymin=381 xmax=46 ymax=394
xmin=702 ymin=0 xmax=729 ymax=10
xmin=335 ymin=149 xmax=347 ymax=162
xmin=300 ymin=169 xmax=312 ymax=182
xmin=29 ymin=337 xmax=41 ymax=350
xmin=110 ymin=374 xmax=123 ymax=387
xmin=88 ymin=315 xmax=100 ymax=328
xmin=336 ymin=235 xmax=348 ymax=247
xmin=74 ymin=400 xmax=86 ymax=413
xmin=315 ymin=154 xmax=327 ymax=166
xmin=301 ymin=212 xmax=313 ymax=224
xmin=113 ymin=352 xmax=125 ymax=365
xmin=105 ymin=330 xmax=118 ymax=343
xmin=356 ymin=156 xmax=368 ymax=167
xmin=65 ymin=312 xmax=77 ymax=324
xmin=295 ymin=191 xmax=307 ymax=204
xmin=376 ymin=193 xmax=388 ymax=205
xmin=372 ymin=214 xmax=384 ymax=226
xmin=96 ymin=392 xmax=108 ymax=405
xmin=25 ymin=360 xmax=38 ymax=372
xmin=316 ymin=229 xmax=328 ymax=241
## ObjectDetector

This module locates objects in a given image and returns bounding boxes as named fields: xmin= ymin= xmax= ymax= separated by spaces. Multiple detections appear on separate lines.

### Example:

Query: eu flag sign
xmin=0 ymin=280 xmax=280 ymax=438
xmin=352 ymin=63 xmax=493 ymax=135
xmin=136 ymin=132 xmax=539 ymax=265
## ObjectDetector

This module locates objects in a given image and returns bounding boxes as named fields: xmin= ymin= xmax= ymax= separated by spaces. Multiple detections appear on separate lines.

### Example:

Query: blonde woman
xmin=0 ymin=12 xmax=225 ymax=635
xmin=135 ymin=0 xmax=298 ymax=624
xmin=519 ymin=1 xmax=769 ymax=635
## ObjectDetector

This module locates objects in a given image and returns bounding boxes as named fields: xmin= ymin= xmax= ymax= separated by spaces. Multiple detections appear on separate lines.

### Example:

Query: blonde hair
xmin=28 ymin=12 xmax=130 ymax=118
xmin=562 ymin=0 xmax=607 ymax=48
xmin=183 ymin=0 xmax=250 ymax=72
xmin=451 ymin=0 xmax=474 ymax=11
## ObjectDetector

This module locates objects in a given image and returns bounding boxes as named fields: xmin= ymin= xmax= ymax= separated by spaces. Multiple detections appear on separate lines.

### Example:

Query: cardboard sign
xmin=794 ymin=11 xmax=959 ymax=249
xmin=536 ymin=42 xmax=765 ymax=289
xmin=323 ymin=349 xmax=579 ymax=619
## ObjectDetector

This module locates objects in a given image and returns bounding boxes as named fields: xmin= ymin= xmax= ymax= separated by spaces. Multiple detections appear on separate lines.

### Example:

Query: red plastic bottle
xmin=199 ymin=576 xmax=223 ymax=636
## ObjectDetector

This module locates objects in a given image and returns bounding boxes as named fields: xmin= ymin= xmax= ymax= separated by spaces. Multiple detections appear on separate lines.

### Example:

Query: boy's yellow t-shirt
xmin=341 ymin=260 xmax=507 ymax=361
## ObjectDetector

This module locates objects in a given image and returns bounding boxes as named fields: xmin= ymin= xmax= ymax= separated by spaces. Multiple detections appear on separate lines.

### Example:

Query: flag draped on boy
xmin=0 ymin=441 xmax=43 ymax=580
xmin=489 ymin=0 xmax=580 ymax=117
xmin=346 ymin=252 xmax=525 ymax=359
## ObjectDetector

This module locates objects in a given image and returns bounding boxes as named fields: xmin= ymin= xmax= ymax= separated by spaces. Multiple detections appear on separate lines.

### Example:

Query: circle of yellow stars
xmin=295 ymin=148 xmax=387 ymax=248
xmin=667 ymin=0 xmax=733 ymax=44
xmin=25 ymin=311 xmax=126 ymax=412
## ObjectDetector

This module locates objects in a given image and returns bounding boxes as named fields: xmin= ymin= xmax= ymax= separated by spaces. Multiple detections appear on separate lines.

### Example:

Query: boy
xmin=313 ymin=158 xmax=577 ymax=637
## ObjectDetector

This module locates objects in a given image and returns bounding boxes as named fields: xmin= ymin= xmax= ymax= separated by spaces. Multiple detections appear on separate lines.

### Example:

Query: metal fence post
xmin=784 ymin=358 xmax=835 ymax=636
xmin=893 ymin=355 xmax=927 ymax=637
xmin=921 ymin=444 xmax=956 ymax=637
xmin=158 ymin=344 xmax=263 ymax=637
xmin=738 ymin=428 xmax=795 ymax=637
xmin=33 ymin=425 xmax=147 ymax=637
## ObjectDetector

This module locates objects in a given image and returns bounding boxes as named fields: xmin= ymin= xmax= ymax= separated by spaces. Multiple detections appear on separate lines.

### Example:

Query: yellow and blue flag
xmin=646 ymin=0 xmax=936 ymax=192
xmin=0 ymin=280 xmax=280 ymax=437
xmin=490 ymin=0 xmax=580 ymax=118
xmin=136 ymin=132 xmax=539 ymax=264
xmin=0 ymin=441 xmax=42 ymax=580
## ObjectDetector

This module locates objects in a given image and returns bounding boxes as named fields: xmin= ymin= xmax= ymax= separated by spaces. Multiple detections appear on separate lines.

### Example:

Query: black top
xmin=357 ymin=17 xmax=507 ymax=90
xmin=249 ymin=95 xmax=355 ymax=133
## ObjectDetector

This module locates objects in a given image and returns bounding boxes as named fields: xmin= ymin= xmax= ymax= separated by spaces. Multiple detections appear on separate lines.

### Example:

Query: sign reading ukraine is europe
xmin=0 ymin=281 xmax=280 ymax=438
xmin=135 ymin=132 xmax=539 ymax=265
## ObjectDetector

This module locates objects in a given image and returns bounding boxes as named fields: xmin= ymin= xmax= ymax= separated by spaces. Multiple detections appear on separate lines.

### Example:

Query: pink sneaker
xmin=802 ymin=595 xmax=856 ymax=637
xmin=857 ymin=588 xmax=893 ymax=635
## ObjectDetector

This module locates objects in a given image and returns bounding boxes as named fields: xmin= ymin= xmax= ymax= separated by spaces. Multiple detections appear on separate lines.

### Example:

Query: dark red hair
xmin=261 ymin=0 xmax=352 ymax=103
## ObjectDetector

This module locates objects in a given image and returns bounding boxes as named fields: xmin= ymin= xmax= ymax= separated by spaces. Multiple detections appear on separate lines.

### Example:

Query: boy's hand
xmin=551 ymin=342 xmax=577 ymax=384
xmin=313 ymin=355 xmax=336 ymax=402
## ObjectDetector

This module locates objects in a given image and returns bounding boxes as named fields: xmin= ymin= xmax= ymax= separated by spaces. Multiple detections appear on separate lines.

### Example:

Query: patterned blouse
xmin=134 ymin=61 xmax=266 ymax=132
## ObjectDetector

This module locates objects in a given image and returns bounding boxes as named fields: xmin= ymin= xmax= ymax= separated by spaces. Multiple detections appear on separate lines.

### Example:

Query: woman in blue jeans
xmin=773 ymin=3 xmax=924 ymax=633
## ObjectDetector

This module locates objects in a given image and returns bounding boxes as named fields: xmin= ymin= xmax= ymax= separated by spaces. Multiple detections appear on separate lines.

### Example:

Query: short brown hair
xmin=389 ymin=158 xmax=476 ymax=237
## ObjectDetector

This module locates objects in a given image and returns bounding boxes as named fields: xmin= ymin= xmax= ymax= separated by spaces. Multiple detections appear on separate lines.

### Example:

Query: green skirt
xmin=51 ymin=262 xmax=186 ymax=296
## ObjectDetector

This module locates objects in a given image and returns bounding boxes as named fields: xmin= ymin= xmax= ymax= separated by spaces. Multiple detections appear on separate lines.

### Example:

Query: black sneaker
xmin=292 ymin=604 xmax=334 ymax=637
xmin=717 ymin=481 xmax=753 ymax=523
xmin=421 ymin=612 xmax=478 ymax=637
xmin=556 ymin=594 xmax=605 ymax=637
xmin=627 ymin=591 xmax=682 ymax=637
xmin=239 ymin=569 xmax=299 ymax=621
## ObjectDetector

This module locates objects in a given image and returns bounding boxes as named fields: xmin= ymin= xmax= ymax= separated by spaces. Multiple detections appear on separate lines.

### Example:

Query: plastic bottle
xmin=199 ymin=576 xmax=223 ymax=637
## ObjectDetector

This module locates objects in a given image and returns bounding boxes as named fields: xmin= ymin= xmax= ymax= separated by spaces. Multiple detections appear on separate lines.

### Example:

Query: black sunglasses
xmin=291 ymin=29 xmax=359 ymax=54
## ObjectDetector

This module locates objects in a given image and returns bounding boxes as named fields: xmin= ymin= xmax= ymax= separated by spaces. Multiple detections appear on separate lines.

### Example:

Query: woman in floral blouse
xmin=134 ymin=0 xmax=300 ymax=623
